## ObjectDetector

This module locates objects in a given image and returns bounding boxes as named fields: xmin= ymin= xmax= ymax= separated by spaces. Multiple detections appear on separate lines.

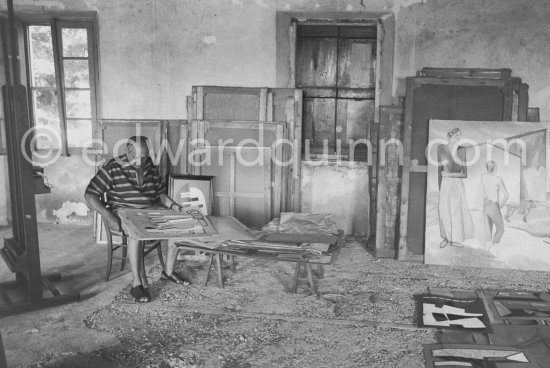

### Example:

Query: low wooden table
xmin=174 ymin=217 xmax=345 ymax=295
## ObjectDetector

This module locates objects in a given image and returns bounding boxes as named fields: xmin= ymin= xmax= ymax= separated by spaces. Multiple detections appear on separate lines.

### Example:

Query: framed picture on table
xmin=168 ymin=175 xmax=215 ymax=215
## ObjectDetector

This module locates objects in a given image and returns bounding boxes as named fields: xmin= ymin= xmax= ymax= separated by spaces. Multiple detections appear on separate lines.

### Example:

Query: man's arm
xmin=498 ymin=177 xmax=509 ymax=207
xmin=84 ymin=193 xmax=121 ymax=232
xmin=84 ymin=162 xmax=120 ymax=231
xmin=158 ymin=193 xmax=181 ymax=210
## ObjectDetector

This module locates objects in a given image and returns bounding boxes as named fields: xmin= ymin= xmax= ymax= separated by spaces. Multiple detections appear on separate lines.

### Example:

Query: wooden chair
xmin=103 ymin=213 xmax=165 ymax=282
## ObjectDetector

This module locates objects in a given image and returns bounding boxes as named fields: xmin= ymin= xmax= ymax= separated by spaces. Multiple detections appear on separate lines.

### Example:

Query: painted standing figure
xmin=437 ymin=128 xmax=474 ymax=248
xmin=481 ymin=161 xmax=509 ymax=253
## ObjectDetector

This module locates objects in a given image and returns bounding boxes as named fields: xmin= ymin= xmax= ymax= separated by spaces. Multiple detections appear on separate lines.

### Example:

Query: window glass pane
xmin=65 ymin=90 xmax=91 ymax=119
xmin=29 ymin=26 xmax=56 ymax=88
xmin=32 ymin=90 xmax=61 ymax=149
xmin=62 ymin=28 xmax=88 ymax=57
xmin=67 ymin=119 xmax=92 ymax=147
xmin=63 ymin=60 xmax=90 ymax=88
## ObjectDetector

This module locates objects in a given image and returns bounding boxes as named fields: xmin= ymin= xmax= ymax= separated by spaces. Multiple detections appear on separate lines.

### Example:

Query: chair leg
xmin=106 ymin=242 xmax=113 ymax=282
xmin=120 ymin=246 xmax=128 ymax=272
xmin=156 ymin=243 xmax=165 ymax=271
xmin=140 ymin=244 xmax=149 ymax=286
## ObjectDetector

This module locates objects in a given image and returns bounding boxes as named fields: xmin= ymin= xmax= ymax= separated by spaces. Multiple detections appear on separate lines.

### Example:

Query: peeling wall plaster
xmin=52 ymin=201 xmax=89 ymax=224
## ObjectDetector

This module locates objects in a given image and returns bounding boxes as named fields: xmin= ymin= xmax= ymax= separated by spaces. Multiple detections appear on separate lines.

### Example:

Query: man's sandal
xmin=161 ymin=270 xmax=191 ymax=286
xmin=143 ymin=287 xmax=151 ymax=300
xmin=130 ymin=285 xmax=151 ymax=303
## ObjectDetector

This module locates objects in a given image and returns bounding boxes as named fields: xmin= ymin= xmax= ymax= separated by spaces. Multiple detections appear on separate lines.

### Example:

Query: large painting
xmin=425 ymin=120 xmax=550 ymax=271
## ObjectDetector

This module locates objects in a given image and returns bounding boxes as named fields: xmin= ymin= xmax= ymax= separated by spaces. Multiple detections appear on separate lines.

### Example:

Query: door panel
xmin=296 ymin=37 xmax=338 ymax=88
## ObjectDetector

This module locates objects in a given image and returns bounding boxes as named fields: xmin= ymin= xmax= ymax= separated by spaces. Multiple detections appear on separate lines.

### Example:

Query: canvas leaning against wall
xmin=424 ymin=120 xmax=550 ymax=272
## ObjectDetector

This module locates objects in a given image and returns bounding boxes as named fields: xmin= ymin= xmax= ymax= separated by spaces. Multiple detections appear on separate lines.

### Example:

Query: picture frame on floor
xmin=168 ymin=175 xmax=215 ymax=215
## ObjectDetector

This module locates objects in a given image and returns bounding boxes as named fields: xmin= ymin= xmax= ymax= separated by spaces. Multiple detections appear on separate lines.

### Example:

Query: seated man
xmin=85 ymin=136 xmax=189 ymax=303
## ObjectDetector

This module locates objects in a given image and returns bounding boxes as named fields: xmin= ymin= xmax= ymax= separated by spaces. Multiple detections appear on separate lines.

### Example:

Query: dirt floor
xmin=1 ymin=224 xmax=550 ymax=367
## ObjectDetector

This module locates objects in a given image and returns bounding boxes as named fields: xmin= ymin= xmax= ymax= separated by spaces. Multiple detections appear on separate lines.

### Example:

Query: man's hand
xmin=104 ymin=212 xmax=121 ymax=232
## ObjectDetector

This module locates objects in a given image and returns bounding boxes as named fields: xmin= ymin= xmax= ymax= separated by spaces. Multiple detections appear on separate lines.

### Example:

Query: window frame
xmin=22 ymin=13 xmax=99 ymax=156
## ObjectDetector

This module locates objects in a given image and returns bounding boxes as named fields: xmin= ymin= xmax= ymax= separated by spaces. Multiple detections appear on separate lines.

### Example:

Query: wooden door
xmin=296 ymin=24 xmax=378 ymax=235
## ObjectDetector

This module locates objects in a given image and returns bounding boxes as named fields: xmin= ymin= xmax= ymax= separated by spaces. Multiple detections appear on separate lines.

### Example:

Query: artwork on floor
xmin=479 ymin=290 xmax=550 ymax=325
xmin=415 ymin=293 xmax=490 ymax=332
xmin=423 ymin=344 xmax=540 ymax=368
xmin=168 ymin=175 xmax=214 ymax=216
xmin=425 ymin=120 xmax=550 ymax=271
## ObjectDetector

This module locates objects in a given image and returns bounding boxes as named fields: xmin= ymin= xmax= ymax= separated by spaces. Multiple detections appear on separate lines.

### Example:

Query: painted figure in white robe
xmin=437 ymin=128 xmax=474 ymax=248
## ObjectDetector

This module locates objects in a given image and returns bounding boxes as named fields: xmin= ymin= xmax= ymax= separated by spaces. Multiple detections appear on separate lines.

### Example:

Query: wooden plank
xmin=229 ymin=153 xmax=236 ymax=216
xmin=190 ymin=120 xmax=200 ymax=176
xmin=42 ymin=277 xmax=61 ymax=297
xmin=180 ymin=121 xmax=189 ymax=174
xmin=297 ymin=25 xmax=338 ymax=37
xmin=303 ymin=88 xmax=375 ymax=99
xmin=285 ymin=97 xmax=295 ymax=212
xmin=337 ymin=88 xmax=376 ymax=99
xmin=411 ymin=77 xmax=513 ymax=88
xmin=263 ymin=149 xmax=272 ymax=224
xmin=159 ymin=121 xmax=168 ymax=178
xmin=398 ymin=79 xmax=414 ymax=261
xmin=196 ymin=86 xmax=204 ymax=120
xmin=191 ymin=120 xmax=280 ymax=132
xmin=186 ymin=95 xmax=195 ymax=120
xmin=273 ymin=124 xmax=284 ymax=217
xmin=377 ymin=15 xmax=395 ymax=109
xmin=518 ymin=83 xmax=529 ymax=122
xmin=215 ymin=192 xmax=265 ymax=199
xmin=259 ymin=88 xmax=268 ymax=121
xmin=292 ymin=89 xmax=303 ymax=212
xmin=417 ymin=67 xmax=512 ymax=80
xmin=303 ymin=88 xmax=337 ymax=98
xmin=289 ymin=22 xmax=297 ymax=88
xmin=266 ymin=91 xmax=273 ymax=121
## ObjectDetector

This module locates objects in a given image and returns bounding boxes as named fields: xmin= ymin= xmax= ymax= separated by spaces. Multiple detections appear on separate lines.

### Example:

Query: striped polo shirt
xmin=85 ymin=154 xmax=166 ymax=210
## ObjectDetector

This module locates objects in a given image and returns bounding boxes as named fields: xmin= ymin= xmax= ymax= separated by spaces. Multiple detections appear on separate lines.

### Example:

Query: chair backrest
xmin=178 ymin=187 xmax=208 ymax=215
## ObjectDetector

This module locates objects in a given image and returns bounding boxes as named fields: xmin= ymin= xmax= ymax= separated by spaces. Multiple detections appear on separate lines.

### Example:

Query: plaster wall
xmin=0 ymin=0 xmax=548 ymax=232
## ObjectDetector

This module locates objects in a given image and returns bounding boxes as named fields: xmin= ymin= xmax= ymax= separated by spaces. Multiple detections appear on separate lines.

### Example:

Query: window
xmin=26 ymin=19 xmax=98 ymax=154
xmin=295 ymin=24 xmax=377 ymax=161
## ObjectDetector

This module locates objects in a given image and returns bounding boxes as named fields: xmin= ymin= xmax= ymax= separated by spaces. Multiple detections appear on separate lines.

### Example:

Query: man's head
xmin=486 ymin=160 xmax=497 ymax=173
xmin=126 ymin=136 xmax=150 ymax=168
